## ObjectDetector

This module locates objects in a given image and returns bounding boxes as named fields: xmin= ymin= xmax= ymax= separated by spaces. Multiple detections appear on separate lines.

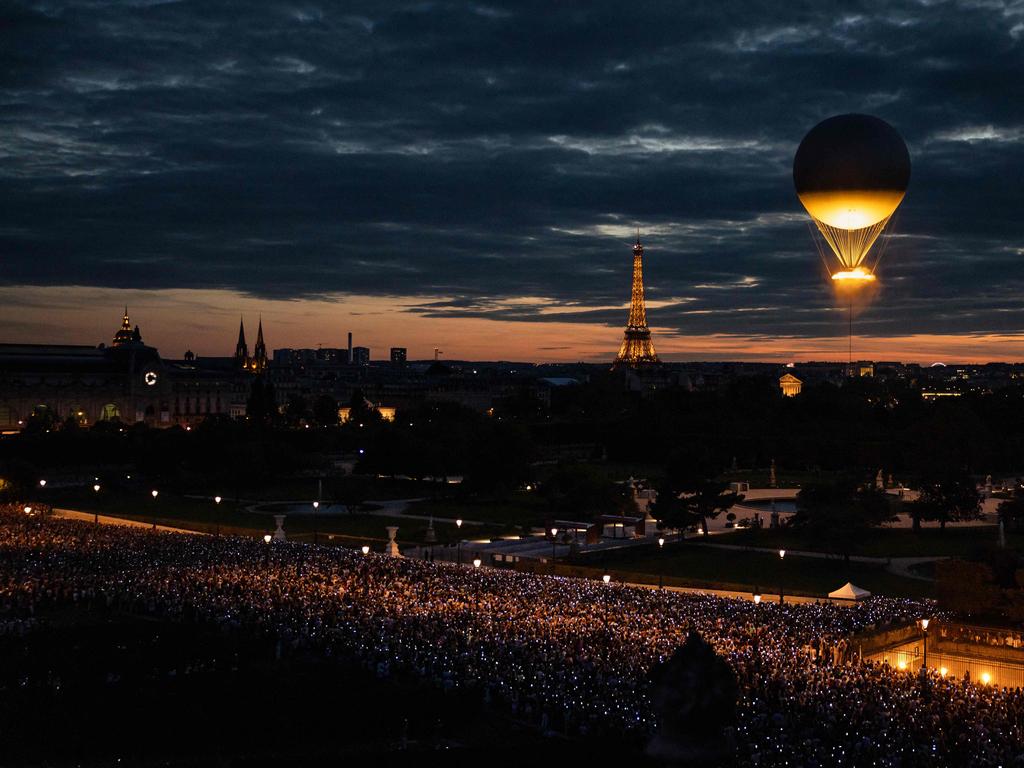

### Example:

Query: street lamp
xmin=778 ymin=549 xmax=786 ymax=604
xmin=263 ymin=533 xmax=272 ymax=565
xmin=920 ymin=618 xmax=930 ymax=674
xmin=550 ymin=527 xmax=558 ymax=573
xmin=38 ymin=479 xmax=46 ymax=488
xmin=312 ymin=500 xmax=319 ymax=546
xmin=753 ymin=593 xmax=762 ymax=605
xmin=23 ymin=506 xmax=32 ymax=515
xmin=656 ymin=536 xmax=666 ymax=589
xmin=214 ymin=495 xmax=222 ymax=536
xmin=215 ymin=495 xmax=222 ymax=504
xmin=150 ymin=489 xmax=159 ymax=530
xmin=93 ymin=483 xmax=101 ymax=523
xmin=472 ymin=558 xmax=481 ymax=569
xmin=94 ymin=483 xmax=100 ymax=492
xmin=456 ymin=518 xmax=464 ymax=564
xmin=602 ymin=574 xmax=611 ymax=584
xmin=361 ymin=545 xmax=370 ymax=555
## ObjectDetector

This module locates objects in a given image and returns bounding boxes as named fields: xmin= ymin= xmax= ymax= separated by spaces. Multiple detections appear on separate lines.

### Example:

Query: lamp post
xmin=151 ymin=489 xmax=159 ymax=530
xmin=778 ymin=549 xmax=786 ymax=604
xmin=658 ymin=536 xmax=665 ymax=589
xmin=214 ymin=495 xmax=222 ymax=536
xmin=263 ymin=533 xmax=272 ymax=565
xmin=455 ymin=518 xmax=464 ymax=564
xmin=93 ymin=483 xmax=101 ymax=523
xmin=920 ymin=618 xmax=930 ymax=674
xmin=550 ymin=527 xmax=558 ymax=573
xmin=312 ymin=500 xmax=319 ymax=546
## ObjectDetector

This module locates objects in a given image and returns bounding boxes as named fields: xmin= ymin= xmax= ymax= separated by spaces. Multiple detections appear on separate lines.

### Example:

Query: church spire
xmin=235 ymin=317 xmax=248 ymax=362
xmin=251 ymin=316 xmax=267 ymax=373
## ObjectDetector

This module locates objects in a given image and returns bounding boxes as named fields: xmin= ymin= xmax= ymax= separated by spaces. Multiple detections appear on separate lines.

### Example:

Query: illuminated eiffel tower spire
xmin=613 ymin=233 xmax=659 ymax=368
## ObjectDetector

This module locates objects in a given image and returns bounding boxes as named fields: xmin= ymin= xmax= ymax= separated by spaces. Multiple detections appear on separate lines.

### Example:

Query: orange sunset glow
xmin=2 ymin=285 xmax=1023 ymax=364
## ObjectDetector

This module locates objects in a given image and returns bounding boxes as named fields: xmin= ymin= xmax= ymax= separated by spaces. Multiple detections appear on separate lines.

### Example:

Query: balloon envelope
xmin=794 ymin=114 xmax=910 ymax=230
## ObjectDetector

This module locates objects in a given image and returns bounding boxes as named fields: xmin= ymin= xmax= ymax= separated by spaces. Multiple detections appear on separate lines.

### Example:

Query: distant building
xmin=339 ymin=404 xmax=396 ymax=423
xmin=0 ymin=308 xmax=249 ymax=431
xmin=390 ymin=347 xmax=407 ymax=364
xmin=351 ymin=346 xmax=370 ymax=365
xmin=779 ymin=373 xmax=803 ymax=397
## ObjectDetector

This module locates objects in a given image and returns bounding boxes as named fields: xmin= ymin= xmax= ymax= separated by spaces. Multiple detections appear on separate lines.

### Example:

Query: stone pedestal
xmin=386 ymin=525 xmax=401 ymax=556
xmin=273 ymin=514 xmax=287 ymax=542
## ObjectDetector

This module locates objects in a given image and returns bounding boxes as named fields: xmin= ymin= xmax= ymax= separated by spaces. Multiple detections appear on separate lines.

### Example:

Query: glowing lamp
xmin=93 ymin=484 xmax=100 ymax=492
xmin=151 ymin=490 xmax=159 ymax=498
xmin=472 ymin=558 xmax=482 ymax=568
xmin=456 ymin=519 xmax=463 ymax=529
xmin=313 ymin=501 xmax=319 ymax=509
xmin=920 ymin=618 xmax=930 ymax=631
xmin=38 ymin=479 xmax=46 ymax=487
xmin=779 ymin=549 xmax=786 ymax=560
xmin=214 ymin=496 xmax=222 ymax=504
xmin=753 ymin=594 xmax=762 ymax=604
xmin=263 ymin=534 xmax=272 ymax=544
xmin=897 ymin=660 xmax=907 ymax=670
xmin=980 ymin=672 xmax=991 ymax=685
xmin=551 ymin=527 xmax=558 ymax=537
xmin=23 ymin=506 xmax=32 ymax=514
xmin=831 ymin=267 xmax=877 ymax=283
xmin=602 ymin=574 xmax=611 ymax=584
xmin=940 ymin=667 xmax=948 ymax=677
xmin=658 ymin=537 xmax=665 ymax=547
xmin=361 ymin=545 xmax=370 ymax=555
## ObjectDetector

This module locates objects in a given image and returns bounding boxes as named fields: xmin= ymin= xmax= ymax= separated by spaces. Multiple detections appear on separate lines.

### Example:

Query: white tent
xmin=828 ymin=582 xmax=872 ymax=601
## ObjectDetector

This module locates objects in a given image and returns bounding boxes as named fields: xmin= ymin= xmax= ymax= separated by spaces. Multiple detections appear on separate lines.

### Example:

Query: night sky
xmin=2 ymin=1 xmax=1023 ymax=362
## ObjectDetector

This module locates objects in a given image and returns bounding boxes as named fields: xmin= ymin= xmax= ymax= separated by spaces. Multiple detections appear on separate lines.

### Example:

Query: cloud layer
xmin=2 ymin=1 xmax=1024 ymax=353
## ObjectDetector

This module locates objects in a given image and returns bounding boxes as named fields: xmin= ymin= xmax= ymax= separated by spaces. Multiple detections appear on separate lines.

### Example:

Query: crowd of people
xmin=1 ymin=504 xmax=1022 ymax=765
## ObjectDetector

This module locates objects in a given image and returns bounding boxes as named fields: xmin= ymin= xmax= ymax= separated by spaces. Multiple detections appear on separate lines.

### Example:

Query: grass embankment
xmin=407 ymin=492 xmax=550 ymax=528
xmin=180 ymin=475 xmax=440 ymax=501
xmin=723 ymin=526 xmax=1017 ymax=558
xmin=582 ymin=541 xmax=935 ymax=599
xmin=36 ymin=487 xmax=499 ymax=548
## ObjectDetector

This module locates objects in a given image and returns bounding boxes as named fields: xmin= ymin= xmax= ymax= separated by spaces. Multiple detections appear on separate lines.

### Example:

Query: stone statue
xmin=272 ymin=514 xmax=287 ymax=542
xmin=646 ymin=631 xmax=738 ymax=764
xmin=385 ymin=526 xmax=401 ymax=556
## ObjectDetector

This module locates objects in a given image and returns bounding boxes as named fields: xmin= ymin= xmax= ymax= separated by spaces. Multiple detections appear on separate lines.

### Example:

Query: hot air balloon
xmin=794 ymin=114 xmax=910 ymax=285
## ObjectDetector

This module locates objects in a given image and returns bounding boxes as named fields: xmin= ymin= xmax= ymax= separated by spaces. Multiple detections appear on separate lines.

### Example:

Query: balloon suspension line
xmin=849 ymin=294 xmax=853 ymax=374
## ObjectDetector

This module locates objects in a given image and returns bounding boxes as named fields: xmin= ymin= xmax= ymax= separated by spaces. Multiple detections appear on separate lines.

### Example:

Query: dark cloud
xmin=1 ymin=0 xmax=1023 ymax=341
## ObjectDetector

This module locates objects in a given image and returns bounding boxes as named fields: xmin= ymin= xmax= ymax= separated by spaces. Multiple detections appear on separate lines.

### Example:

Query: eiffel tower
xmin=613 ymin=234 xmax=660 ymax=368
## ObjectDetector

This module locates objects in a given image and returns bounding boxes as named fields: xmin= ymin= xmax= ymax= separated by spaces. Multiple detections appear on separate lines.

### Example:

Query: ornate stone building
xmin=0 ymin=309 xmax=257 ymax=432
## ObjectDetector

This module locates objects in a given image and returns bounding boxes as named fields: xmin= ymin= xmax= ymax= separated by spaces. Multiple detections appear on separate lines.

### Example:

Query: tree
xmin=540 ymin=464 xmax=630 ymax=520
xmin=997 ymin=488 xmax=1024 ymax=533
xmin=312 ymin=394 xmax=339 ymax=427
xmin=907 ymin=471 xmax=982 ymax=531
xmin=654 ymin=449 xmax=742 ymax=537
xmin=936 ymin=559 xmax=1000 ymax=617
xmin=793 ymin=478 xmax=895 ymax=561
xmin=246 ymin=376 xmax=277 ymax=426
xmin=284 ymin=394 xmax=310 ymax=426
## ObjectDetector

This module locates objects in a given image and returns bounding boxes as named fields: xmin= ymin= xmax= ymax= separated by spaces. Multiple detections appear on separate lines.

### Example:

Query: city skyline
xmin=5 ymin=285 xmax=1024 ymax=365
xmin=3 ymin=3 xmax=1024 ymax=362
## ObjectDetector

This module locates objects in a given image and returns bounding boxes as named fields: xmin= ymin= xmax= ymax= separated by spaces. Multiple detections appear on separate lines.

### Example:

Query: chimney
xmin=347 ymin=332 xmax=353 ymax=364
